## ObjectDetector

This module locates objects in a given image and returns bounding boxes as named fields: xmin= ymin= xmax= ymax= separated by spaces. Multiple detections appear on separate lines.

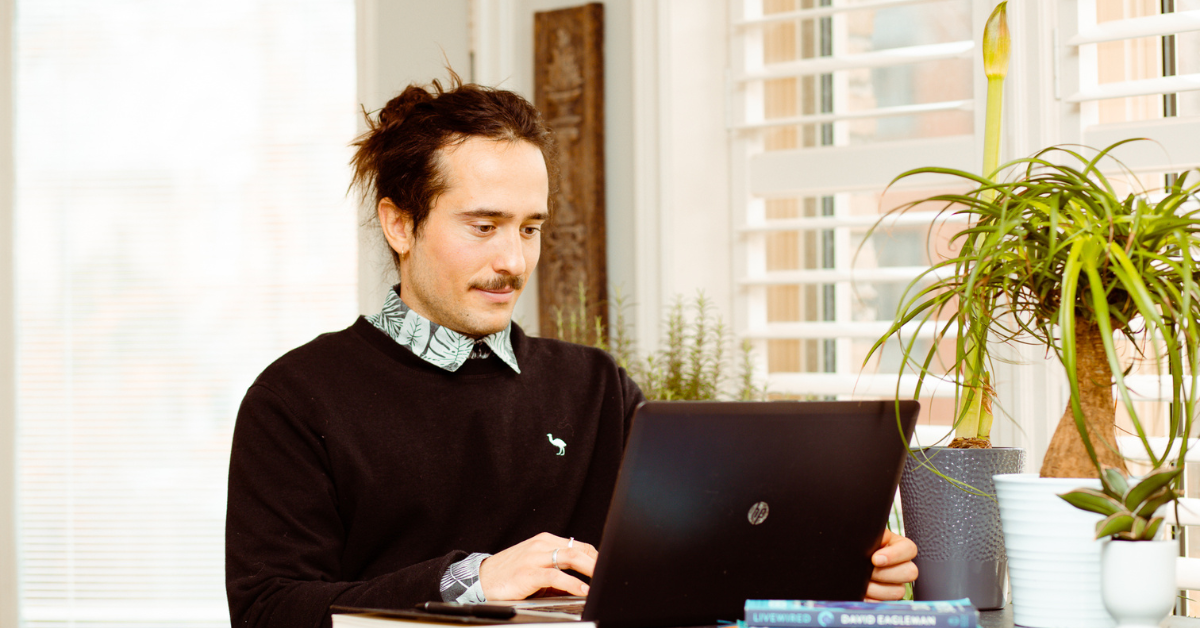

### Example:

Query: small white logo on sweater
xmin=547 ymin=434 xmax=566 ymax=456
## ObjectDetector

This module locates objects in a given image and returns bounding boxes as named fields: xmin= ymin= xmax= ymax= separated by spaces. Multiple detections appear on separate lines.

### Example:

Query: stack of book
xmin=744 ymin=598 xmax=979 ymax=628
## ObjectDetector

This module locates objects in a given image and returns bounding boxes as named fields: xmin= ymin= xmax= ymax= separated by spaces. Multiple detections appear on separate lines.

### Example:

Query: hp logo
xmin=747 ymin=501 xmax=769 ymax=525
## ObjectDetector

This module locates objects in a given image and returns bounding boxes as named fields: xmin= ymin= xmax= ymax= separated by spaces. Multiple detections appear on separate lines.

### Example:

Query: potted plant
xmin=865 ymin=2 xmax=1024 ymax=610
xmin=1061 ymin=467 xmax=1182 ymax=628
xmin=875 ymin=136 xmax=1200 ymax=624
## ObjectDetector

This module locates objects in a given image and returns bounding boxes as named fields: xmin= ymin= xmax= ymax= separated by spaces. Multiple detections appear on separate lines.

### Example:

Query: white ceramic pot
xmin=993 ymin=473 xmax=1115 ymax=628
xmin=1102 ymin=539 xmax=1177 ymax=628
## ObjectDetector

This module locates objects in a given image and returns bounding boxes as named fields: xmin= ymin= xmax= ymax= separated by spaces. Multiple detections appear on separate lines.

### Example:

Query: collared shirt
xmin=367 ymin=285 xmax=510 ymax=602
xmin=439 ymin=552 xmax=489 ymax=604
xmin=366 ymin=286 xmax=520 ymax=374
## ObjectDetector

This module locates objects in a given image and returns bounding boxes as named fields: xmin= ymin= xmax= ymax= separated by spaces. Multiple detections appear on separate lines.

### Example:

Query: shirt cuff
xmin=440 ymin=552 xmax=491 ymax=603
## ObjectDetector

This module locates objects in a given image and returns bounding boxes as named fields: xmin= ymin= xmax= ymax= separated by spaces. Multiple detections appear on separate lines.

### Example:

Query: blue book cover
xmin=743 ymin=598 xmax=978 ymax=628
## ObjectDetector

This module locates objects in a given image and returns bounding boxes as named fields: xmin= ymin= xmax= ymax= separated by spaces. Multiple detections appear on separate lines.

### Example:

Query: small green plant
xmin=1059 ymin=467 xmax=1182 ymax=541
xmin=554 ymin=282 xmax=605 ymax=347
xmin=553 ymin=285 xmax=765 ymax=401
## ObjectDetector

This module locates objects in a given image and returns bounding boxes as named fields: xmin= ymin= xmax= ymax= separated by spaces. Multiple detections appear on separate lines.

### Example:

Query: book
xmin=743 ymin=598 xmax=979 ymax=628
xmin=331 ymin=606 xmax=592 ymax=628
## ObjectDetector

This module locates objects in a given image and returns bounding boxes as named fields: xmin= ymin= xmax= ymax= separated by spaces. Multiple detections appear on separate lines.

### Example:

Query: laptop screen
xmin=584 ymin=400 xmax=918 ymax=628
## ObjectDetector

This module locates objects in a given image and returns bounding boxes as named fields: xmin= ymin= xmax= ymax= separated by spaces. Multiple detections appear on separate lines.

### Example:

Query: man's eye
xmin=473 ymin=224 xmax=496 ymax=234
xmin=523 ymin=226 xmax=542 ymax=236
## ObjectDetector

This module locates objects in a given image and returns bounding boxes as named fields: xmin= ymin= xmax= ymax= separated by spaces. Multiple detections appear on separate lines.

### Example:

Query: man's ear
xmin=378 ymin=198 xmax=414 ymax=257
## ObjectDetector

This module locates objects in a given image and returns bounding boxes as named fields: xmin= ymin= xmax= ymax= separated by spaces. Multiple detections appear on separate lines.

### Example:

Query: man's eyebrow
xmin=459 ymin=209 xmax=548 ymax=221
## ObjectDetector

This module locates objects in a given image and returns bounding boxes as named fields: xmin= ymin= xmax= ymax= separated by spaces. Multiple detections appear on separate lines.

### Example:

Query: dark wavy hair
xmin=350 ymin=69 xmax=558 ymax=275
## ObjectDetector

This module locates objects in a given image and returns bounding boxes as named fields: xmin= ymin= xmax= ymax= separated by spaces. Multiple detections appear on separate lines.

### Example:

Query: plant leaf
xmin=1134 ymin=487 xmax=1178 ymax=519
xmin=1103 ymin=468 xmax=1129 ymax=498
xmin=1096 ymin=513 xmax=1135 ymax=539
xmin=1059 ymin=488 xmax=1123 ymax=516
xmin=1131 ymin=516 xmax=1147 ymax=540
xmin=1125 ymin=467 xmax=1183 ymax=511
xmin=1144 ymin=517 xmax=1165 ymax=540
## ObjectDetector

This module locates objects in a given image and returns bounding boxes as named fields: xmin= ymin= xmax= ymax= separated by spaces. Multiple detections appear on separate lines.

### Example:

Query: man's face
xmin=380 ymin=137 xmax=549 ymax=337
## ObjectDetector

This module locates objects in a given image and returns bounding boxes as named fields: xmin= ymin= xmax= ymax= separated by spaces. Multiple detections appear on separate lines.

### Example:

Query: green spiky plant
xmin=554 ymin=286 xmax=766 ymax=401
xmin=867 ymin=140 xmax=1200 ymax=480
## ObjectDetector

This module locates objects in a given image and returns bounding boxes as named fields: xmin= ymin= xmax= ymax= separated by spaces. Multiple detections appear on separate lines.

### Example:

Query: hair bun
xmin=377 ymin=84 xmax=436 ymax=130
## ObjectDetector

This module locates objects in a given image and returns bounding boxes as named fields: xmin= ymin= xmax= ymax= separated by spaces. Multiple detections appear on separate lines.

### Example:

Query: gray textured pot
xmin=898 ymin=446 xmax=1025 ymax=610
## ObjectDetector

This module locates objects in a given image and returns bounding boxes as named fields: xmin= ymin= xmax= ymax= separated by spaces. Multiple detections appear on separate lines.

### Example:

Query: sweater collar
xmin=366 ymin=286 xmax=520 ymax=374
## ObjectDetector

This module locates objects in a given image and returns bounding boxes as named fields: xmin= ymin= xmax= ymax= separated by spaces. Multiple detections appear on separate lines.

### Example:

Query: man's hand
xmin=479 ymin=532 xmax=598 ymax=601
xmin=865 ymin=529 xmax=918 ymax=602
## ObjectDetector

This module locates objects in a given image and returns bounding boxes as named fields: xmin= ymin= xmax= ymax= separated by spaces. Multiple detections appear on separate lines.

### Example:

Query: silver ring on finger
xmin=552 ymin=548 xmax=562 ymax=570
xmin=567 ymin=537 xmax=574 ymax=549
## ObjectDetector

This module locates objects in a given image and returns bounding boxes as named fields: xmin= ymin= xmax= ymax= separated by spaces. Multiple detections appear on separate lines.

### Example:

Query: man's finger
xmin=574 ymin=541 xmax=598 ymax=559
xmin=549 ymin=537 xmax=598 ymax=560
xmin=547 ymin=547 xmax=597 ymax=577
xmin=532 ymin=532 xmax=569 ymax=550
xmin=545 ymin=568 xmax=591 ymax=597
xmin=869 ymin=561 xmax=918 ymax=585
xmin=872 ymin=532 xmax=917 ymax=567
xmin=865 ymin=581 xmax=907 ymax=602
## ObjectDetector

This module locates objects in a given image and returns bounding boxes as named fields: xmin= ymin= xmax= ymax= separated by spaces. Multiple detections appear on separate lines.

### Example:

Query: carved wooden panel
xmin=534 ymin=3 xmax=606 ymax=342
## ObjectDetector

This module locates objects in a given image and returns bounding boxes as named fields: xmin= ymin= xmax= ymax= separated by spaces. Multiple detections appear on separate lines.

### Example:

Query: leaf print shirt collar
xmin=366 ymin=286 xmax=521 ymax=374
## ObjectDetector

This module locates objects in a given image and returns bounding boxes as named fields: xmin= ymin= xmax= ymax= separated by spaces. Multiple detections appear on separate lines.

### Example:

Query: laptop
xmin=334 ymin=400 xmax=918 ymax=628
xmin=511 ymin=399 xmax=920 ymax=628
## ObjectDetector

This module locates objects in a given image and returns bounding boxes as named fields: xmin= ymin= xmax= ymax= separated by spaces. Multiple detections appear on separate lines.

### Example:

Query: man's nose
xmin=491 ymin=228 xmax=526 ymax=276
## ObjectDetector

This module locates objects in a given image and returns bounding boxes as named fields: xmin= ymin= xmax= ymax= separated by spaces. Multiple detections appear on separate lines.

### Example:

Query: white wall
xmin=656 ymin=0 xmax=731 ymax=333
xmin=0 ymin=0 xmax=16 ymax=624
xmin=355 ymin=0 xmax=472 ymax=315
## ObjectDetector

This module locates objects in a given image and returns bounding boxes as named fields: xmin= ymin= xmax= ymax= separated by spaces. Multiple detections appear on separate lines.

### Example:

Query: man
xmin=225 ymin=74 xmax=917 ymax=628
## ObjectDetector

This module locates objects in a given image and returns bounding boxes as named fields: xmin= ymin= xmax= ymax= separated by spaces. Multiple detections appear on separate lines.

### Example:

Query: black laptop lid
xmin=584 ymin=400 xmax=919 ymax=628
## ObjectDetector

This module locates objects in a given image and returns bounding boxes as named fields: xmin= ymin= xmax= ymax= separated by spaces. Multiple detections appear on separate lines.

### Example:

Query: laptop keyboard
xmin=521 ymin=602 xmax=585 ymax=616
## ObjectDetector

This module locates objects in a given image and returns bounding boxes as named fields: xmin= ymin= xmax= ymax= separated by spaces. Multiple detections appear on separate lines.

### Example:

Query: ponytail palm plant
xmin=868 ymin=140 xmax=1200 ymax=479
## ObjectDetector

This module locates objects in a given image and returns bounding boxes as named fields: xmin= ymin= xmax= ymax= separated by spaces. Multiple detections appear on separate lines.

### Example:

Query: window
xmin=1055 ymin=0 xmax=1200 ymax=438
xmin=15 ymin=1 xmax=356 ymax=625
xmin=730 ymin=0 xmax=980 ymax=428
xmin=730 ymin=0 xmax=1200 ymax=445
xmin=1055 ymin=1 xmax=1200 ymax=614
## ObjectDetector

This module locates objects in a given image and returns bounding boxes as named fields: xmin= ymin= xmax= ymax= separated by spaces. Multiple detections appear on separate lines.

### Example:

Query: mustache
xmin=472 ymin=275 xmax=524 ymax=291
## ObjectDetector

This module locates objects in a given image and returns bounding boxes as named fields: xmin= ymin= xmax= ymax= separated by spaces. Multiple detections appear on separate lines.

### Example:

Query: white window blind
xmin=1056 ymin=0 xmax=1200 ymax=412
xmin=731 ymin=0 xmax=981 ymax=421
xmin=1058 ymin=0 xmax=1200 ymax=170
xmin=1039 ymin=1 xmax=1200 ymax=474
xmin=15 ymin=1 xmax=357 ymax=625
xmin=1054 ymin=4 xmax=1200 ymax=615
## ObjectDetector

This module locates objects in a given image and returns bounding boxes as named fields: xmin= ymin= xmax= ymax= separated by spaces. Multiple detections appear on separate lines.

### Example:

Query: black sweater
xmin=225 ymin=317 xmax=644 ymax=628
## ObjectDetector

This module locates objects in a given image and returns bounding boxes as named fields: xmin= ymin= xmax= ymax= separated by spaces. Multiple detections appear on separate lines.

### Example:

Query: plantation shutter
xmin=15 ymin=1 xmax=357 ymax=625
xmin=1057 ymin=0 xmax=1200 ymax=171
xmin=1051 ymin=3 xmax=1200 ymax=614
xmin=1054 ymin=0 xmax=1200 ymax=404
xmin=730 ymin=0 xmax=985 ymax=416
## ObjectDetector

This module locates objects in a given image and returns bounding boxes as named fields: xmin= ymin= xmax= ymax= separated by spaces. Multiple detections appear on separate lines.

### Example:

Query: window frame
xmin=727 ymin=0 xmax=1200 ymax=470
